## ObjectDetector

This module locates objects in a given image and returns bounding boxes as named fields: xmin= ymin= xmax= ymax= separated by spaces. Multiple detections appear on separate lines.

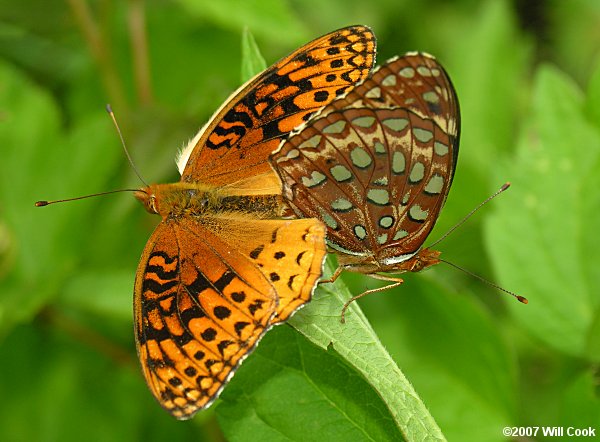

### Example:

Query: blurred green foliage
xmin=1 ymin=0 xmax=599 ymax=441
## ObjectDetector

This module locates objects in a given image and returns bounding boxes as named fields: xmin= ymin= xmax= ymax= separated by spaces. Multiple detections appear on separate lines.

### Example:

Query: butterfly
xmin=270 ymin=52 xmax=460 ymax=321
xmin=134 ymin=26 xmax=376 ymax=418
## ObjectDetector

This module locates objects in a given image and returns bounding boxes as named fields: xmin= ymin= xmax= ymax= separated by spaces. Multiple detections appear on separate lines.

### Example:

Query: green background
xmin=1 ymin=0 xmax=599 ymax=441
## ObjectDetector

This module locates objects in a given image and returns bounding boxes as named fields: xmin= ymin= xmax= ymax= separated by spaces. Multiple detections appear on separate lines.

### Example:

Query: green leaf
xmin=548 ymin=1 xmax=600 ymax=85
xmin=0 ymin=324 xmax=199 ymax=442
xmin=361 ymin=274 xmax=519 ymax=442
xmin=289 ymin=261 xmax=446 ymax=441
xmin=175 ymin=0 xmax=307 ymax=43
xmin=585 ymin=54 xmax=600 ymax=129
xmin=448 ymin=0 xmax=531 ymax=209
xmin=60 ymin=269 xmax=132 ymax=321
xmin=217 ymin=325 xmax=401 ymax=441
xmin=587 ymin=309 xmax=600 ymax=362
xmin=560 ymin=369 xmax=600 ymax=428
xmin=485 ymin=65 xmax=600 ymax=357
xmin=241 ymin=27 xmax=267 ymax=82
xmin=422 ymin=0 xmax=534 ymax=278
xmin=0 ymin=21 xmax=81 ymax=86
xmin=0 ymin=60 xmax=124 ymax=335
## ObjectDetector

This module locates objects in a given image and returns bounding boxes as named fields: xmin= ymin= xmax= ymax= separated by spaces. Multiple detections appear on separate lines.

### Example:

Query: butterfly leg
xmin=319 ymin=265 xmax=344 ymax=285
xmin=340 ymin=274 xmax=404 ymax=324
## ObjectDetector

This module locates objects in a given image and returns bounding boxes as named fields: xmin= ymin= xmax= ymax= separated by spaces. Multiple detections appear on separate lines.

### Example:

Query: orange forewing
xmin=180 ymin=25 xmax=376 ymax=187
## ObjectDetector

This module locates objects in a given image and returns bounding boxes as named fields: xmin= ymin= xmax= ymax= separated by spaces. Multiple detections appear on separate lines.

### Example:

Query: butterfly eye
xmin=410 ymin=257 xmax=424 ymax=272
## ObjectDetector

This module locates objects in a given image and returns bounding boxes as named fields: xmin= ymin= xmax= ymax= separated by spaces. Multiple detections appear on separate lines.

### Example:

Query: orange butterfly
xmin=133 ymin=26 xmax=376 ymax=418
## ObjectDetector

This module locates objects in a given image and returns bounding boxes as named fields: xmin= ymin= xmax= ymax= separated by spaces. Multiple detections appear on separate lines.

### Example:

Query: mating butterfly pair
xmin=137 ymin=27 xmax=459 ymax=418
xmin=41 ymin=26 xmax=458 ymax=419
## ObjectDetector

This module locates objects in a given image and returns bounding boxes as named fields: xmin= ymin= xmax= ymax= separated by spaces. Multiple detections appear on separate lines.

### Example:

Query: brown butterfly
xmin=270 ymin=53 xmax=459 ymax=321
xmin=133 ymin=26 xmax=376 ymax=418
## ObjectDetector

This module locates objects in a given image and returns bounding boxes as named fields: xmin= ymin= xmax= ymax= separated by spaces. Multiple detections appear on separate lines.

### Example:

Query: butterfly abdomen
xmin=136 ymin=183 xmax=284 ymax=220
xmin=218 ymin=194 xmax=284 ymax=218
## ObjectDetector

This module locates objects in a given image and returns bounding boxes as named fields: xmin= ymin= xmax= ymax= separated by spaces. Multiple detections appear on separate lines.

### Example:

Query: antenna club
xmin=106 ymin=103 xmax=113 ymax=114
xmin=501 ymin=182 xmax=511 ymax=191
xmin=517 ymin=295 xmax=528 ymax=304
xmin=35 ymin=201 xmax=49 ymax=207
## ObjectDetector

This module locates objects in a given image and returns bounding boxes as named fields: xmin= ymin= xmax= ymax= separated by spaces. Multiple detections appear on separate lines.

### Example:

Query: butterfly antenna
xmin=428 ymin=182 xmax=510 ymax=249
xmin=106 ymin=104 xmax=149 ymax=187
xmin=35 ymin=189 xmax=144 ymax=207
xmin=438 ymin=258 xmax=528 ymax=304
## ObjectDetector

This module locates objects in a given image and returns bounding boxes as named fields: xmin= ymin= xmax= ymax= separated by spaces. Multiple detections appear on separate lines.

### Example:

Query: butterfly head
xmin=397 ymin=248 xmax=441 ymax=273
xmin=135 ymin=185 xmax=160 ymax=215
